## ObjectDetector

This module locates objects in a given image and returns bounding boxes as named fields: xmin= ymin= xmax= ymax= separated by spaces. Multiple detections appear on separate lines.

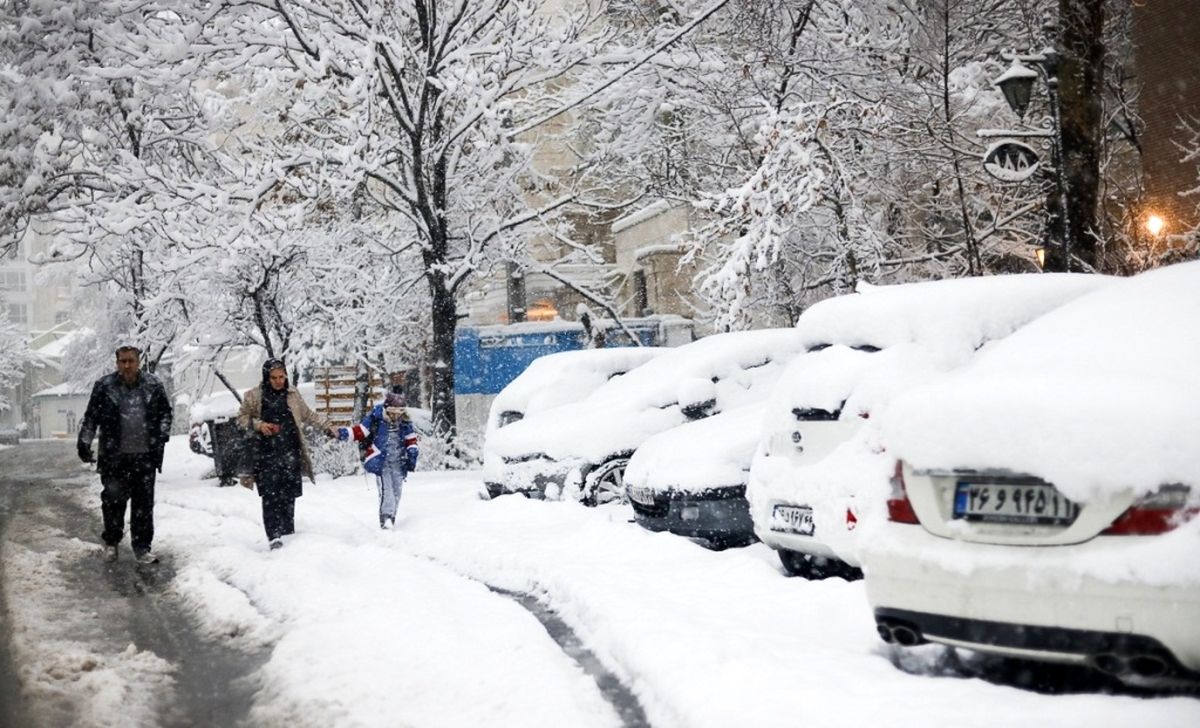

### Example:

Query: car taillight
xmin=887 ymin=461 xmax=919 ymax=524
xmin=1101 ymin=485 xmax=1198 ymax=536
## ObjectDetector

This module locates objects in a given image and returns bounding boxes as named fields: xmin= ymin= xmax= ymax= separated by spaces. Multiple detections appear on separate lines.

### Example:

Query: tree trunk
xmin=1055 ymin=0 xmax=1105 ymax=270
xmin=426 ymin=267 xmax=458 ymax=441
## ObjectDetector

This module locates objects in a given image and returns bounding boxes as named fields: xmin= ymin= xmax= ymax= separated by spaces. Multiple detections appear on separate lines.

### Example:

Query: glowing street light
xmin=1145 ymin=213 xmax=1166 ymax=237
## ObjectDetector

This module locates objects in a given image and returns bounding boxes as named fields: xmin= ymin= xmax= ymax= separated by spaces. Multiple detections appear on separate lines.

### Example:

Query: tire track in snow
xmin=488 ymin=586 xmax=652 ymax=728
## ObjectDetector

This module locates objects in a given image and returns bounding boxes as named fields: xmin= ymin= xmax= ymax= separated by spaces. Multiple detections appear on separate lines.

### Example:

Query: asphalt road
xmin=0 ymin=441 xmax=266 ymax=727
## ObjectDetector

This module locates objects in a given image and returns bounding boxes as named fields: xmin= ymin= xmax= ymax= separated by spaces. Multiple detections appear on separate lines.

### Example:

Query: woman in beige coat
xmin=238 ymin=359 xmax=335 ymax=549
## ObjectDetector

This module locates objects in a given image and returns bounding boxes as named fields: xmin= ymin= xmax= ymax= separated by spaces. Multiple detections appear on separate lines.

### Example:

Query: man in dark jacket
xmin=77 ymin=346 xmax=173 ymax=564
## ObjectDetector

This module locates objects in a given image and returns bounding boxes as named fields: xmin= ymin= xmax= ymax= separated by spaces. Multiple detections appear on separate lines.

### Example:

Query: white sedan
xmin=865 ymin=261 xmax=1200 ymax=686
xmin=749 ymin=273 xmax=1113 ymax=579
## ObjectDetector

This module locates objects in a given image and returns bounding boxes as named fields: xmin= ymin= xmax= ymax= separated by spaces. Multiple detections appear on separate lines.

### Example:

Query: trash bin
xmin=209 ymin=418 xmax=248 ymax=487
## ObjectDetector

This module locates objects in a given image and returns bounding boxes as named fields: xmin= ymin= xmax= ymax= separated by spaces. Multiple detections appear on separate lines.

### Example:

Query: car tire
xmin=777 ymin=549 xmax=861 ymax=580
xmin=581 ymin=458 xmax=630 ymax=507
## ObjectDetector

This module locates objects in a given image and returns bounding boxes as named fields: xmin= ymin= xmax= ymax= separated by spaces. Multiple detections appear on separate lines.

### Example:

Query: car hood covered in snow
xmin=625 ymin=403 xmax=767 ymax=494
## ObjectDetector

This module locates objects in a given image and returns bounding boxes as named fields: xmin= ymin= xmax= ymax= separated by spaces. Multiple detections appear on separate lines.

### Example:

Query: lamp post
xmin=980 ymin=45 xmax=1073 ymax=273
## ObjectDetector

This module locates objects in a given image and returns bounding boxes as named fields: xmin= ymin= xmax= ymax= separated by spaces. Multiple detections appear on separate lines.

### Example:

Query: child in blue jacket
xmin=338 ymin=392 xmax=419 ymax=529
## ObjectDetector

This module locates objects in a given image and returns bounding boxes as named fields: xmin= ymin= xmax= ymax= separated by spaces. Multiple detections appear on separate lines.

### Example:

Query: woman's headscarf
xmin=261 ymin=358 xmax=288 ymax=391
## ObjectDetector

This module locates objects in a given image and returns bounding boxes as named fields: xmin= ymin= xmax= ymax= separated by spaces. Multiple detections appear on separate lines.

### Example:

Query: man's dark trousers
xmin=100 ymin=454 xmax=157 ymax=552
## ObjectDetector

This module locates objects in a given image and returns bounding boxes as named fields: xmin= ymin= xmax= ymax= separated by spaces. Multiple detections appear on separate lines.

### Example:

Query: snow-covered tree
xmin=198 ymin=0 xmax=697 ymax=439
xmin=0 ymin=302 xmax=30 ymax=413
xmin=1 ymin=1 xmax=244 ymax=372
xmin=603 ymin=1 xmax=921 ymax=328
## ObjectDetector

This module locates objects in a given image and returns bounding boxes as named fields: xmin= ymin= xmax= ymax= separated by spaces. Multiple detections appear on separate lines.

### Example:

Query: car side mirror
xmin=682 ymin=399 xmax=716 ymax=420
xmin=677 ymin=377 xmax=717 ymax=420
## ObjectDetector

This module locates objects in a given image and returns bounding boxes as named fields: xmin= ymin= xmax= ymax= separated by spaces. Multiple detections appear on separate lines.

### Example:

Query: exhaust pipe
xmin=1092 ymin=653 xmax=1126 ymax=676
xmin=877 ymin=623 xmax=896 ymax=644
xmin=1128 ymin=654 xmax=1169 ymax=679
xmin=875 ymin=619 xmax=925 ymax=647
xmin=891 ymin=624 xmax=922 ymax=646
xmin=1091 ymin=652 xmax=1170 ymax=679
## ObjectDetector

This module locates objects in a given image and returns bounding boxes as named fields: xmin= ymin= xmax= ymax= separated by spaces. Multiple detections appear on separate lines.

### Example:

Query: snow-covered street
xmin=3 ymin=437 xmax=1198 ymax=727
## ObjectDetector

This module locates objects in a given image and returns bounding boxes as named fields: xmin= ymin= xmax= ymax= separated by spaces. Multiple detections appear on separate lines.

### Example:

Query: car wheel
xmin=777 ymin=549 xmax=861 ymax=580
xmin=582 ymin=458 xmax=630 ymax=507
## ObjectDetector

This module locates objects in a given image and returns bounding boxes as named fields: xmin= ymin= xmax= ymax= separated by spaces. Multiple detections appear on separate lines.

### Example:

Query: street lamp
xmin=980 ymin=43 xmax=1073 ymax=273
xmin=1145 ymin=213 xmax=1166 ymax=238
xmin=994 ymin=60 xmax=1039 ymax=121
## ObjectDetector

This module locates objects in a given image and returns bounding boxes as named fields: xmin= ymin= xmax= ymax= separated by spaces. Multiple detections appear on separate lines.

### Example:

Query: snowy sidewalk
xmin=147 ymin=438 xmax=1198 ymax=728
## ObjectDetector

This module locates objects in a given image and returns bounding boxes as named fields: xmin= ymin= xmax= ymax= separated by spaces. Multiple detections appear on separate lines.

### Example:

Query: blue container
xmin=454 ymin=319 xmax=673 ymax=396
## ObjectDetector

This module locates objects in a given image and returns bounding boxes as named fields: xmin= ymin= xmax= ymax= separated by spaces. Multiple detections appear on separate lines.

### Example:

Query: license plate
xmin=629 ymin=485 xmax=657 ymax=506
xmin=770 ymin=504 xmax=815 ymax=536
xmin=953 ymin=481 xmax=1079 ymax=525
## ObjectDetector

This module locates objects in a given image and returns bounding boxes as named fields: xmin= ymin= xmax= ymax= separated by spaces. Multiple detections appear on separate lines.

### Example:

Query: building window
xmin=0 ymin=270 xmax=25 ymax=292
xmin=526 ymin=298 xmax=558 ymax=322
xmin=54 ymin=310 xmax=71 ymax=325
xmin=6 ymin=303 xmax=27 ymax=323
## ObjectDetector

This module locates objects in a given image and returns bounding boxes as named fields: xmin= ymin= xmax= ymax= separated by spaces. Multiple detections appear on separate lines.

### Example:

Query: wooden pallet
xmin=313 ymin=366 xmax=386 ymax=427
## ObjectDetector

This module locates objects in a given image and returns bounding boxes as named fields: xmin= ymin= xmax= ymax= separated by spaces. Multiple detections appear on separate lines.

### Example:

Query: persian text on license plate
xmin=953 ymin=481 xmax=1079 ymax=525
xmin=770 ymin=504 xmax=815 ymax=536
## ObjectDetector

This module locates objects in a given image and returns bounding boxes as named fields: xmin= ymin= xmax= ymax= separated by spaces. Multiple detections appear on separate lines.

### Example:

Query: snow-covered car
xmin=625 ymin=402 xmax=766 ymax=548
xmin=481 ymin=347 xmax=666 ymax=499
xmin=487 ymin=329 xmax=809 ymax=505
xmin=865 ymin=261 xmax=1200 ymax=685
xmin=748 ymin=273 xmax=1114 ymax=578
xmin=0 ymin=426 xmax=21 ymax=445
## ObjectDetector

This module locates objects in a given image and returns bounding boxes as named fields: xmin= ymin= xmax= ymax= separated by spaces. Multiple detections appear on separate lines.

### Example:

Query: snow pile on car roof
xmin=189 ymin=389 xmax=242 ymax=424
xmin=489 ymin=328 xmax=806 ymax=464
xmin=883 ymin=261 xmax=1200 ymax=503
xmin=485 ymin=347 xmax=664 ymax=435
xmin=794 ymin=273 xmax=1112 ymax=354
